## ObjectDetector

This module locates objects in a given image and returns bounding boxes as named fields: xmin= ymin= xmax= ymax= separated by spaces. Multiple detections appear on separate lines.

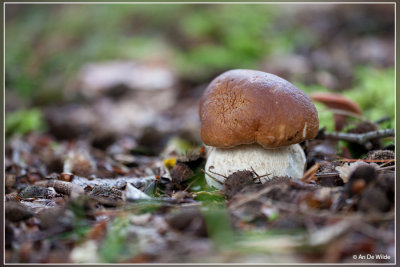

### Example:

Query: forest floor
xmin=4 ymin=113 xmax=395 ymax=263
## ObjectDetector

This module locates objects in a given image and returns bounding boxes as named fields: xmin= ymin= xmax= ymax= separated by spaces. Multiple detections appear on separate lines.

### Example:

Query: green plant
xmin=345 ymin=67 xmax=395 ymax=128
xmin=5 ymin=108 xmax=46 ymax=137
xmin=99 ymin=215 xmax=138 ymax=262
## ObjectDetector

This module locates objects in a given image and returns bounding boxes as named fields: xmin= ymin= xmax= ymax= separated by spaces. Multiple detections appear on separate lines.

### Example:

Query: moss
xmin=298 ymin=67 xmax=394 ymax=131
xmin=5 ymin=108 xmax=47 ymax=137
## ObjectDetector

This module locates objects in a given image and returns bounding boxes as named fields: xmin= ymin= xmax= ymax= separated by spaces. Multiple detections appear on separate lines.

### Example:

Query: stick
xmin=378 ymin=165 xmax=395 ymax=171
xmin=301 ymin=163 xmax=320 ymax=183
xmin=201 ymin=168 xmax=223 ymax=185
xmin=322 ymin=129 xmax=395 ymax=144
xmin=250 ymin=167 xmax=271 ymax=183
xmin=34 ymin=179 xmax=84 ymax=197
xmin=183 ymin=175 xmax=201 ymax=192
xmin=337 ymin=158 xmax=395 ymax=163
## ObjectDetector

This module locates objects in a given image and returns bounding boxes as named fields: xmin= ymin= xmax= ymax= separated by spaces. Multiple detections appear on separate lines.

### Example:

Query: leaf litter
xmin=10 ymin=134 xmax=394 ymax=264
xmin=5 ymin=94 xmax=395 ymax=264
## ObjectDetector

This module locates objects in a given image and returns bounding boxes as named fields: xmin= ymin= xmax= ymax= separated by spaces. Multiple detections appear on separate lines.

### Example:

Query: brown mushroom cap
xmin=199 ymin=69 xmax=319 ymax=149
xmin=310 ymin=92 xmax=362 ymax=115
xmin=310 ymin=92 xmax=362 ymax=131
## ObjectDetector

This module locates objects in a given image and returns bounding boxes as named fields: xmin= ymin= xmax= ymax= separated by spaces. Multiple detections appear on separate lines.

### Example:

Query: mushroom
xmin=199 ymin=69 xmax=319 ymax=189
xmin=310 ymin=92 xmax=362 ymax=131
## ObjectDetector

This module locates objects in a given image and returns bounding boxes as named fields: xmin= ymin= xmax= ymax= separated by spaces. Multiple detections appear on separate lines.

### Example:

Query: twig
xmin=374 ymin=116 xmax=391 ymax=124
xmin=379 ymin=160 xmax=395 ymax=168
xmin=322 ymin=129 xmax=395 ymax=144
xmin=201 ymin=168 xmax=223 ymax=185
xmin=337 ymin=158 xmax=395 ymax=163
xmin=301 ymin=163 xmax=320 ymax=183
xmin=250 ymin=167 xmax=262 ymax=183
xmin=378 ymin=165 xmax=395 ymax=171
xmin=250 ymin=167 xmax=271 ymax=183
xmin=34 ymin=179 xmax=84 ymax=197
xmin=183 ymin=175 xmax=201 ymax=192
xmin=315 ymin=172 xmax=339 ymax=177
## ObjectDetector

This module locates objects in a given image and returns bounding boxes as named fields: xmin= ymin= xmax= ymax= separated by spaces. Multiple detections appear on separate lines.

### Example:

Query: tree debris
xmin=322 ymin=129 xmax=394 ymax=146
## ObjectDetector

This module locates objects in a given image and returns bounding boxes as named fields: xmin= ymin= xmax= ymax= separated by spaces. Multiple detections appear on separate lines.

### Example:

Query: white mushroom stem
xmin=204 ymin=143 xmax=306 ymax=189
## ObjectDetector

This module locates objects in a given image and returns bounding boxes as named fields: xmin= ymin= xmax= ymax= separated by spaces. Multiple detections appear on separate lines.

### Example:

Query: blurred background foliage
xmin=5 ymin=4 xmax=395 ymax=137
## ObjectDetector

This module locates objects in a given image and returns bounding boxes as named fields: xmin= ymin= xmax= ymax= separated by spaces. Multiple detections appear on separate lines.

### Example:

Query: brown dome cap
xmin=199 ymin=69 xmax=319 ymax=149
xmin=310 ymin=92 xmax=362 ymax=115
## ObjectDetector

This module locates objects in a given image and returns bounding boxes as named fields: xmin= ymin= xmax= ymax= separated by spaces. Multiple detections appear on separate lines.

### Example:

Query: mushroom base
xmin=205 ymin=143 xmax=306 ymax=189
